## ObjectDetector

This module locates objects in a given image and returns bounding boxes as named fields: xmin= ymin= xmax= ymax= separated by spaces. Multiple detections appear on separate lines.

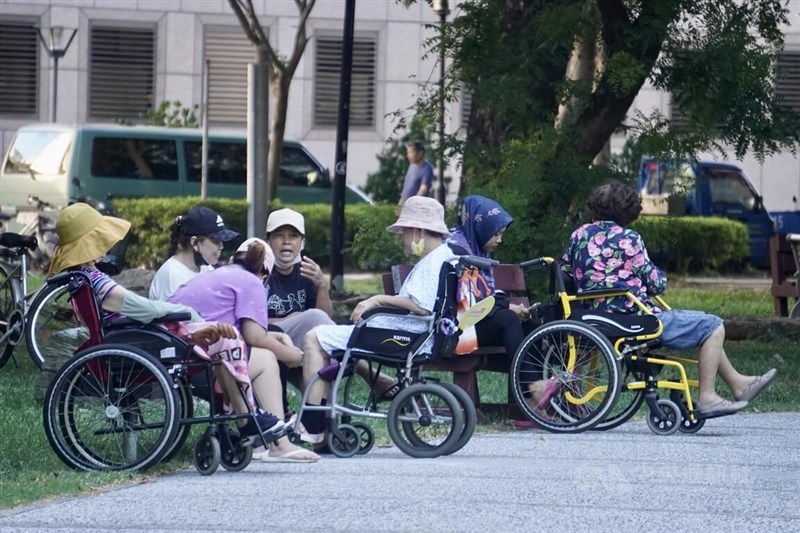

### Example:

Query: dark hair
xmin=407 ymin=141 xmax=425 ymax=155
xmin=166 ymin=216 xmax=194 ymax=258
xmin=232 ymin=240 xmax=268 ymax=275
xmin=586 ymin=180 xmax=642 ymax=227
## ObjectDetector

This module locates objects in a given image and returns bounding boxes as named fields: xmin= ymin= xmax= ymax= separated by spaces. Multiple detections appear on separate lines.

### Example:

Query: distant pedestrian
xmin=399 ymin=141 xmax=434 ymax=205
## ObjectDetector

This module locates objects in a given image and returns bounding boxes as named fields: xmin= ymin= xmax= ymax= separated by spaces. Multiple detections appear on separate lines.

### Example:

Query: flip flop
xmin=258 ymin=449 xmax=320 ymax=463
xmin=695 ymin=399 xmax=748 ymax=419
xmin=736 ymin=368 xmax=778 ymax=403
xmin=375 ymin=381 xmax=402 ymax=403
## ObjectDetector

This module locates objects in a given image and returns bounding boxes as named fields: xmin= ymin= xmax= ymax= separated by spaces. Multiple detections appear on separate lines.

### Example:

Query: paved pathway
xmin=2 ymin=413 xmax=798 ymax=532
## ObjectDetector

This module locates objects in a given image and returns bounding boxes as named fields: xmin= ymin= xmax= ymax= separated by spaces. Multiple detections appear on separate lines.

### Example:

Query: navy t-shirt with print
xmin=266 ymin=264 xmax=318 ymax=318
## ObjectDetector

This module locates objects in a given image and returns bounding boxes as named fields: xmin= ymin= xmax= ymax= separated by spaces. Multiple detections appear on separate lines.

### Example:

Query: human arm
xmin=417 ymin=162 xmax=433 ymax=196
xmin=240 ymin=318 xmax=304 ymax=367
xmin=103 ymin=285 xmax=202 ymax=323
xmin=629 ymin=232 xmax=667 ymax=295
xmin=188 ymin=323 xmax=238 ymax=349
xmin=350 ymin=294 xmax=428 ymax=323
xmin=299 ymin=256 xmax=333 ymax=317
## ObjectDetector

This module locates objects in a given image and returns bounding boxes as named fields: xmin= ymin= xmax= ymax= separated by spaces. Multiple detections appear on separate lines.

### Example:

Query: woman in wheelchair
xmin=170 ymin=238 xmax=319 ymax=462
xmin=300 ymin=196 xmax=455 ymax=444
xmin=562 ymin=180 xmax=777 ymax=418
xmin=49 ymin=203 xmax=285 ymax=446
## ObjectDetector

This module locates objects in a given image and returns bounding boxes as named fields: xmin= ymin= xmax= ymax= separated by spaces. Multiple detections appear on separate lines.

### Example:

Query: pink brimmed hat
xmin=387 ymin=197 xmax=450 ymax=236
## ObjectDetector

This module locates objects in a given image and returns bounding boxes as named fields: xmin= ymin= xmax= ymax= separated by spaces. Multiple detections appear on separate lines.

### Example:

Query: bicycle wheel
xmin=387 ymin=383 xmax=464 ymax=458
xmin=43 ymin=344 xmax=180 ymax=472
xmin=511 ymin=320 xmax=620 ymax=433
xmin=25 ymin=279 xmax=87 ymax=369
xmin=0 ymin=262 xmax=23 ymax=369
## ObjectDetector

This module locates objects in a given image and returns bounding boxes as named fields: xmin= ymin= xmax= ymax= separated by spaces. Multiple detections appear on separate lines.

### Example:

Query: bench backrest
xmin=770 ymin=235 xmax=797 ymax=287
xmin=382 ymin=263 xmax=529 ymax=306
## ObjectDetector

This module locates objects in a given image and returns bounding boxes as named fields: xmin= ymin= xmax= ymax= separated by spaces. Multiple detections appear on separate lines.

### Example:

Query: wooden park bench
xmin=382 ymin=263 xmax=529 ymax=422
xmin=770 ymin=234 xmax=800 ymax=317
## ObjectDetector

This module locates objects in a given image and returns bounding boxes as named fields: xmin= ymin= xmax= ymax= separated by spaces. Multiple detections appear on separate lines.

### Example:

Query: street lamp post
xmin=36 ymin=25 xmax=77 ymax=123
xmin=432 ymin=0 xmax=449 ymax=206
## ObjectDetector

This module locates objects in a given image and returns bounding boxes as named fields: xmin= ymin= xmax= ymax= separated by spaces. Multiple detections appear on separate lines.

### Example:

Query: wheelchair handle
xmin=459 ymin=255 xmax=500 ymax=270
xmin=519 ymin=256 xmax=553 ymax=269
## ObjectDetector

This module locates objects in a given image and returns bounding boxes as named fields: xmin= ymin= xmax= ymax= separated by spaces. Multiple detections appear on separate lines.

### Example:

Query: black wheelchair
xmin=288 ymin=256 xmax=495 ymax=458
xmin=41 ymin=271 xmax=280 ymax=474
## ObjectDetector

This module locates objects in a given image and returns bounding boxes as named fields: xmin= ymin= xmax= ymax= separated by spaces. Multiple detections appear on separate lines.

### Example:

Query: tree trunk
xmin=267 ymin=72 xmax=290 ymax=203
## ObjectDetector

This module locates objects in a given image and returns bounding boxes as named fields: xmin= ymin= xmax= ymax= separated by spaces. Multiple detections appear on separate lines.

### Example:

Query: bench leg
xmin=452 ymin=370 xmax=489 ymax=424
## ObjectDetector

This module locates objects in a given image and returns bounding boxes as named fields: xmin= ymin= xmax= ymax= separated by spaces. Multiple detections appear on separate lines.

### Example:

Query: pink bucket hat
xmin=387 ymin=197 xmax=451 ymax=236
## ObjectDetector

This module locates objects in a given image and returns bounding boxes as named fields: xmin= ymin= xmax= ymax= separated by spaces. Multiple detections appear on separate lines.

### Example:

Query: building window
xmin=461 ymin=88 xmax=472 ymax=130
xmin=90 ymin=25 xmax=155 ymax=120
xmin=204 ymin=27 xmax=254 ymax=124
xmin=314 ymin=35 xmax=376 ymax=128
xmin=776 ymin=51 xmax=800 ymax=115
xmin=0 ymin=20 xmax=39 ymax=116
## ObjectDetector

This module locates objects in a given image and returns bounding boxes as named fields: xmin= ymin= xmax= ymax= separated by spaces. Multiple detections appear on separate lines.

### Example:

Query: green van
xmin=0 ymin=123 xmax=371 ymax=210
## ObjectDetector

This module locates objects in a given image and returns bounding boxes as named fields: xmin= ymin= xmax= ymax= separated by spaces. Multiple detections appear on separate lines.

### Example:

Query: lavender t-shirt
xmin=168 ymin=264 xmax=269 ymax=331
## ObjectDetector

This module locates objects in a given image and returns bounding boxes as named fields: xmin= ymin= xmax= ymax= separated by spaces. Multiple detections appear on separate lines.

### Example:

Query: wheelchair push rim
xmin=511 ymin=320 xmax=621 ymax=433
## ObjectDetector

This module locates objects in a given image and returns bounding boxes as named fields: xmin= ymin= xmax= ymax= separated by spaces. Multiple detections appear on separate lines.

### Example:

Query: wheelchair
xmin=510 ymin=257 xmax=704 ymax=436
xmin=288 ymin=256 xmax=492 ymax=458
xmin=41 ymin=271 xmax=278 ymax=474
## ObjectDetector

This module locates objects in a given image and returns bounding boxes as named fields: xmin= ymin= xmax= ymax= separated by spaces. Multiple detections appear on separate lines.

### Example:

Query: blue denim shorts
xmin=658 ymin=309 xmax=723 ymax=350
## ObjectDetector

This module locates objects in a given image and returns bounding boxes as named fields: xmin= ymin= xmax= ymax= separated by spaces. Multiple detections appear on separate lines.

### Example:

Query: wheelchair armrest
xmin=361 ymin=306 xmax=412 ymax=321
xmin=576 ymin=288 xmax=632 ymax=298
xmin=106 ymin=312 xmax=192 ymax=329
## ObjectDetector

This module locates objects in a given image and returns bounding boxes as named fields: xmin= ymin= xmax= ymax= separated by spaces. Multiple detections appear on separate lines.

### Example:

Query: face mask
xmin=410 ymin=230 xmax=425 ymax=257
xmin=193 ymin=248 xmax=208 ymax=268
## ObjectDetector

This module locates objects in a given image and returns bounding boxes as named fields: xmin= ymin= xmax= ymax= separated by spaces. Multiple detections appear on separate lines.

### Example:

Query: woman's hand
xmin=509 ymin=303 xmax=531 ymax=321
xmin=351 ymin=296 xmax=381 ymax=324
xmin=299 ymin=256 xmax=329 ymax=289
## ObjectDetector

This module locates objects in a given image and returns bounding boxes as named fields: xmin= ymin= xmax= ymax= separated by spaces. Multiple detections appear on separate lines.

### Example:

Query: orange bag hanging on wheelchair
xmin=455 ymin=266 xmax=492 ymax=355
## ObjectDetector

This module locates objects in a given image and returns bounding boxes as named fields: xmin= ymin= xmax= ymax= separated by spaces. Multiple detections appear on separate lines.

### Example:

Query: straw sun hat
xmin=387 ymin=196 xmax=451 ymax=236
xmin=48 ymin=203 xmax=131 ymax=275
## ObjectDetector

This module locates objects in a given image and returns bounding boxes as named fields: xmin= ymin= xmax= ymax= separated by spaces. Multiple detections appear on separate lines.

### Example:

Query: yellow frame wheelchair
xmin=510 ymin=257 xmax=703 ymax=436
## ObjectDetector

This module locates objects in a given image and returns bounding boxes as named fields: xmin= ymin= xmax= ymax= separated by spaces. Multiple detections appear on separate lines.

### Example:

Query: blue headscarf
xmin=447 ymin=195 xmax=513 ymax=292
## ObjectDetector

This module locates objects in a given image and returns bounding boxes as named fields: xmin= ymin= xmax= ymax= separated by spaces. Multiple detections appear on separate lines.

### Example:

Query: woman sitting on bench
xmin=447 ymin=195 xmax=554 ymax=414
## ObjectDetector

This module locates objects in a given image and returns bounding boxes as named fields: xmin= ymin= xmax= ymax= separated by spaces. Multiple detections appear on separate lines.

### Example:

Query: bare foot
xmin=269 ymin=440 xmax=320 ymax=462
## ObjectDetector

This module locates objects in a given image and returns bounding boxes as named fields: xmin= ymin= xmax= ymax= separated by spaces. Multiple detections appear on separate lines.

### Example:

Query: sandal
xmin=375 ymin=380 xmax=402 ymax=403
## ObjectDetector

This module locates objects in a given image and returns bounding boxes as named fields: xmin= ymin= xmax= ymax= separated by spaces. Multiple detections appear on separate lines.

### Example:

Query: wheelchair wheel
xmin=435 ymin=382 xmax=477 ymax=455
xmin=669 ymin=390 xmax=706 ymax=434
xmin=43 ymin=344 xmax=180 ymax=471
xmin=25 ymin=279 xmax=87 ymax=369
xmin=387 ymin=383 xmax=464 ymax=458
xmin=219 ymin=429 xmax=252 ymax=471
xmin=646 ymin=399 xmax=681 ymax=436
xmin=350 ymin=421 xmax=375 ymax=455
xmin=194 ymin=433 xmax=221 ymax=475
xmin=593 ymin=368 xmax=645 ymax=431
xmin=328 ymin=424 xmax=361 ymax=458
xmin=160 ymin=382 xmax=194 ymax=463
xmin=511 ymin=320 xmax=620 ymax=433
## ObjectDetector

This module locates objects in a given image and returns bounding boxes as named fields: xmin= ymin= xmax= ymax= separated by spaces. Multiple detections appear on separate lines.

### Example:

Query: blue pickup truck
xmin=638 ymin=158 xmax=800 ymax=269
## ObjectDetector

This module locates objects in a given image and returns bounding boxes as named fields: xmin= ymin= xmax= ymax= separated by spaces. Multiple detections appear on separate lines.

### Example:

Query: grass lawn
xmin=0 ymin=274 xmax=795 ymax=509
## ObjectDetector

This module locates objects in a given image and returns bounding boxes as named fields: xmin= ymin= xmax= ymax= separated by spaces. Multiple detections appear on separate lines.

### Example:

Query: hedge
xmin=113 ymin=198 xmax=750 ymax=274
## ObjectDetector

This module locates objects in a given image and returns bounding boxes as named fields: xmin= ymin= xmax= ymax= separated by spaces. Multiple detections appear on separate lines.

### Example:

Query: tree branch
xmin=227 ymin=0 xmax=281 ymax=70
xmin=286 ymin=0 xmax=316 ymax=78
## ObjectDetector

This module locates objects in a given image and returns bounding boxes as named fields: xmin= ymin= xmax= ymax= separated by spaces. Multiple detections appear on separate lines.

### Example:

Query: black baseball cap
xmin=180 ymin=206 xmax=239 ymax=241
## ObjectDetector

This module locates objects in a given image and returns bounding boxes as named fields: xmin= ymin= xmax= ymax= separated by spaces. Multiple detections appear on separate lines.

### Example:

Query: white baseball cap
xmin=236 ymin=237 xmax=275 ymax=273
xmin=266 ymin=208 xmax=305 ymax=235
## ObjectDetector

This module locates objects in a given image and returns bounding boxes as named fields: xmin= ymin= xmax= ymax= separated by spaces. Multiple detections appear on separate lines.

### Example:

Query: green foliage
xmin=364 ymin=116 xmax=437 ymax=204
xmin=142 ymin=100 xmax=200 ymax=128
xmin=632 ymin=216 xmax=750 ymax=274
xmin=113 ymin=198 xmax=406 ymax=272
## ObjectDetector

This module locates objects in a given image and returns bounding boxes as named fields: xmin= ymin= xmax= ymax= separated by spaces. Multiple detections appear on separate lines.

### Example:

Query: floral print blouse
xmin=562 ymin=220 xmax=667 ymax=314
